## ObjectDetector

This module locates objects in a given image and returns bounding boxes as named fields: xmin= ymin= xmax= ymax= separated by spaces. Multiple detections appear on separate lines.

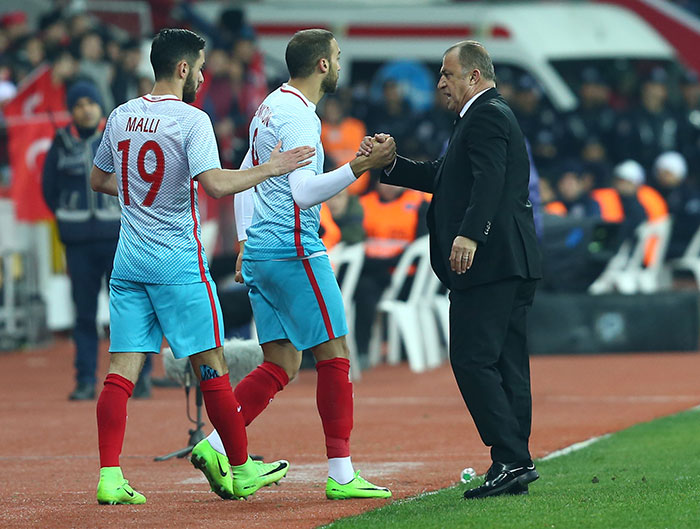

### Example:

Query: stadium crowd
xmin=3 ymin=3 xmax=700 ymax=356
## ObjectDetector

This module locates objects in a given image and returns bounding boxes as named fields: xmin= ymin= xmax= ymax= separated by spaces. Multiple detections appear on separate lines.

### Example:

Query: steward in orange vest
xmin=359 ymin=186 xmax=427 ymax=259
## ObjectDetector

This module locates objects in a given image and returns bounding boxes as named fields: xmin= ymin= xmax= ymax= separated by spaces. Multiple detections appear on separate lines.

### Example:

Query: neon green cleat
xmin=231 ymin=456 xmax=290 ymax=499
xmin=326 ymin=471 xmax=392 ymax=500
xmin=96 ymin=467 xmax=146 ymax=505
xmin=190 ymin=439 xmax=235 ymax=500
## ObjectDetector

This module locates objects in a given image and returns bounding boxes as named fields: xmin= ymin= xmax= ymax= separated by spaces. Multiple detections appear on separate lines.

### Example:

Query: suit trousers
xmin=449 ymin=276 xmax=537 ymax=463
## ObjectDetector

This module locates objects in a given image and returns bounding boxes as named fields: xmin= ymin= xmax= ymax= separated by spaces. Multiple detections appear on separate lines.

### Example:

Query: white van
xmin=210 ymin=1 xmax=678 ymax=111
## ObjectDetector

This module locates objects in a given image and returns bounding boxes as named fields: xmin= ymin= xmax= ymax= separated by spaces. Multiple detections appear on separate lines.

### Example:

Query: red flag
xmin=4 ymin=64 xmax=66 ymax=118
xmin=8 ymin=115 xmax=69 ymax=221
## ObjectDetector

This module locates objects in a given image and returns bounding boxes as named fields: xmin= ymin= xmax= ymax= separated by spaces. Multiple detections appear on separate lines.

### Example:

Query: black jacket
xmin=42 ymin=124 xmax=120 ymax=243
xmin=382 ymin=88 xmax=542 ymax=290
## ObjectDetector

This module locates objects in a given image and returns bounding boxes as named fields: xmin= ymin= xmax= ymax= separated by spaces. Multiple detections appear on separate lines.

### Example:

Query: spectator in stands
xmin=353 ymin=183 xmax=428 ymax=357
xmin=321 ymin=96 xmax=370 ymax=194
xmin=561 ymin=67 xmax=616 ymax=162
xmin=494 ymin=65 xmax=516 ymax=103
xmin=545 ymin=160 xmax=601 ymax=218
xmin=77 ymin=31 xmax=115 ymax=112
xmin=200 ymin=48 xmax=238 ymax=122
xmin=676 ymin=69 xmax=700 ymax=176
xmin=653 ymin=151 xmax=700 ymax=258
xmin=615 ymin=67 xmax=677 ymax=170
xmin=512 ymin=74 xmax=562 ymax=173
xmin=41 ymin=82 xmax=151 ymax=400
xmin=1 ymin=11 xmax=30 ymax=44
xmin=411 ymin=87 xmax=454 ymax=160
xmin=111 ymin=39 xmax=142 ymax=106
xmin=599 ymin=160 xmax=668 ymax=245
xmin=366 ymin=80 xmax=417 ymax=155
xmin=38 ymin=9 xmax=68 ymax=59
xmin=230 ymin=27 xmax=268 ymax=120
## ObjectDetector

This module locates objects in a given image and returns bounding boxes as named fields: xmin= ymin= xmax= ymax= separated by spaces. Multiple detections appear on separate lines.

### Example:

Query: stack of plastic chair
xmin=328 ymin=242 xmax=365 ymax=380
xmin=589 ymin=218 xmax=672 ymax=294
xmin=666 ymin=224 xmax=700 ymax=286
xmin=368 ymin=235 xmax=441 ymax=372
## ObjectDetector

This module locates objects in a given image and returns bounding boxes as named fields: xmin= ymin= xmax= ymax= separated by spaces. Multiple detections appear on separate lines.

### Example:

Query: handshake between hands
xmin=353 ymin=133 xmax=396 ymax=171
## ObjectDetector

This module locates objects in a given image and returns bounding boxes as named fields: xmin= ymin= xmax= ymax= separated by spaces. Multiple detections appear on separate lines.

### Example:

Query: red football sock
xmin=96 ymin=373 xmax=134 ymax=468
xmin=234 ymin=361 xmax=289 ymax=426
xmin=316 ymin=357 xmax=353 ymax=458
xmin=200 ymin=374 xmax=248 ymax=466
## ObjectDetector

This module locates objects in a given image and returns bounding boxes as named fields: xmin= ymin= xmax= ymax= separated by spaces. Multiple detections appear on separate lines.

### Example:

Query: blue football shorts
xmin=109 ymin=278 xmax=224 ymax=359
xmin=242 ymin=254 xmax=348 ymax=351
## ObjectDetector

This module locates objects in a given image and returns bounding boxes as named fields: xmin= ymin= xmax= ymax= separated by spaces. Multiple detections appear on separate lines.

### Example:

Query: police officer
xmin=42 ymin=81 xmax=151 ymax=400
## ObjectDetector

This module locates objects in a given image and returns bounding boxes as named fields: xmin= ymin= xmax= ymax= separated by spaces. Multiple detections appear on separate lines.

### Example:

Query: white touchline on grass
xmin=539 ymin=434 xmax=612 ymax=462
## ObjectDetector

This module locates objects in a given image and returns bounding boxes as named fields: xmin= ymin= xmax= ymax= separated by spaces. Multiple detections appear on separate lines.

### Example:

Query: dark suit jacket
xmin=382 ymin=88 xmax=542 ymax=290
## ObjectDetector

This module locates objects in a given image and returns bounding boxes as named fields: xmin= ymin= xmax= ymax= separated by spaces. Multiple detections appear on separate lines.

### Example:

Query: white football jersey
xmin=244 ymin=83 xmax=326 ymax=260
xmin=94 ymin=94 xmax=221 ymax=284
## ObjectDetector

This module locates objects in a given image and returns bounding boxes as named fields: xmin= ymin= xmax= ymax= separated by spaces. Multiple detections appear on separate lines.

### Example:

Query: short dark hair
xmin=150 ymin=28 xmax=205 ymax=81
xmin=445 ymin=40 xmax=495 ymax=82
xmin=285 ymin=29 xmax=334 ymax=79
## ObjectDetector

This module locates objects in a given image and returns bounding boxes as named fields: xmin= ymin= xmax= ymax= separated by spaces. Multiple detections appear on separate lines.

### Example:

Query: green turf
xmin=322 ymin=408 xmax=700 ymax=529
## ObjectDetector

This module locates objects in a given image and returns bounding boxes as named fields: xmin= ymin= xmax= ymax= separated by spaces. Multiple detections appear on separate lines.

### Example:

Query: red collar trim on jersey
xmin=280 ymin=85 xmax=309 ymax=107
xmin=142 ymin=94 xmax=181 ymax=103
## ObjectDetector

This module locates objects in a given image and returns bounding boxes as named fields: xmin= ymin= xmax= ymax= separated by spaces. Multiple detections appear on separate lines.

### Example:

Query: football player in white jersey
xmin=194 ymin=29 xmax=397 ymax=500
xmin=89 ymin=28 xmax=314 ymax=504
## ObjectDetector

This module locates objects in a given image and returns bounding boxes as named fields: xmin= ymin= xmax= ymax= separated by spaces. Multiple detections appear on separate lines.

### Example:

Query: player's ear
xmin=177 ymin=59 xmax=189 ymax=80
xmin=319 ymin=58 xmax=329 ymax=74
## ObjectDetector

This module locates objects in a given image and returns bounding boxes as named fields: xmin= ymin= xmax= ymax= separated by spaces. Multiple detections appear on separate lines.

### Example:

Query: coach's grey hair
xmin=444 ymin=40 xmax=496 ymax=82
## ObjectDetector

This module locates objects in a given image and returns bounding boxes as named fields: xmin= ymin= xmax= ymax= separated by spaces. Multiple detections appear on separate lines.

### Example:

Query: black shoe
xmin=69 ymin=382 xmax=95 ymax=401
xmin=151 ymin=376 xmax=181 ymax=388
xmin=506 ymin=482 xmax=529 ymax=495
xmin=133 ymin=373 xmax=152 ymax=399
xmin=463 ymin=461 xmax=538 ymax=499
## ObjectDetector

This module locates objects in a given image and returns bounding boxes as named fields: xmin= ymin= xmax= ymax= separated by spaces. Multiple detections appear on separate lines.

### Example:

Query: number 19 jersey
xmin=93 ymin=94 xmax=221 ymax=284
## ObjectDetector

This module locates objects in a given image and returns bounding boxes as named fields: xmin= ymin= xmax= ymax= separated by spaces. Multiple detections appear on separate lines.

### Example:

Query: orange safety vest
xmin=592 ymin=186 xmax=668 ymax=265
xmin=319 ymin=203 xmax=341 ymax=250
xmin=321 ymin=117 xmax=370 ymax=195
xmin=544 ymin=201 xmax=568 ymax=216
xmin=590 ymin=188 xmax=625 ymax=223
xmin=637 ymin=185 xmax=668 ymax=221
xmin=360 ymin=190 xmax=425 ymax=259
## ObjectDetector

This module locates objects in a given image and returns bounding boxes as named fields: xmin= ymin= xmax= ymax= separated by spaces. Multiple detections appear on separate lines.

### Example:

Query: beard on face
xmin=183 ymin=70 xmax=198 ymax=103
xmin=321 ymin=68 xmax=339 ymax=94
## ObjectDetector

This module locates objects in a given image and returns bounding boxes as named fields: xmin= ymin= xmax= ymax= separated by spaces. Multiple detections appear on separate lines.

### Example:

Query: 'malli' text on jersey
xmin=125 ymin=117 xmax=160 ymax=134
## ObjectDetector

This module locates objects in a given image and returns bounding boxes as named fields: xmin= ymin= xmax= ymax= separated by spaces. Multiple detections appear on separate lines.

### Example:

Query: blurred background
xmin=2 ymin=0 xmax=700 ymax=381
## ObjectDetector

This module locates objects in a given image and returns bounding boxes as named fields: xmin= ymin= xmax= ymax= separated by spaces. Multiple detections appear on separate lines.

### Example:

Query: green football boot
xmin=231 ymin=456 xmax=290 ymax=499
xmin=190 ymin=439 xmax=235 ymax=500
xmin=96 ymin=467 xmax=146 ymax=505
xmin=326 ymin=471 xmax=392 ymax=500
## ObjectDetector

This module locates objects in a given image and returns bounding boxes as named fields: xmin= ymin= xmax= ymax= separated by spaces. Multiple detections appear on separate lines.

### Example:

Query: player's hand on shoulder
xmin=268 ymin=141 xmax=315 ymax=176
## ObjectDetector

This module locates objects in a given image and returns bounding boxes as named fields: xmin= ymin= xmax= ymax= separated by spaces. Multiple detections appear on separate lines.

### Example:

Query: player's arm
xmin=91 ymin=111 xmax=118 ymax=196
xmin=233 ymin=151 xmax=254 ymax=283
xmin=90 ymin=165 xmax=118 ymax=196
xmin=290 ymin=136 xmax=396 ymax=210
xmin=197 ymin=141 xmax=314 ymax=199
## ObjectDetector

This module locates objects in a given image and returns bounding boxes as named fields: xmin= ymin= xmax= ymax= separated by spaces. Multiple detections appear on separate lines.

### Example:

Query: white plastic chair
xmin=368 ymin=235 xmax=441 ymax=372
xmin=666 ymin=223 xmax=700 ymax=286
xmin=589 ymin=218 xmax=672 ymax=294
xmin=328 ymin=242 xmax=365 ymax=380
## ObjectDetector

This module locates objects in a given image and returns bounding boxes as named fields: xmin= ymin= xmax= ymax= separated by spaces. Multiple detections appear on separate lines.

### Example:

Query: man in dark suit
xmin=364 ymin=41 xmax=542 ymax=499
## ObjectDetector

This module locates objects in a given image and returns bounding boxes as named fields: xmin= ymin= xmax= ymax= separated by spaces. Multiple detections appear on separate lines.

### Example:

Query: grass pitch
xmin=323 ymin=408 xmax=700 ymax=529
